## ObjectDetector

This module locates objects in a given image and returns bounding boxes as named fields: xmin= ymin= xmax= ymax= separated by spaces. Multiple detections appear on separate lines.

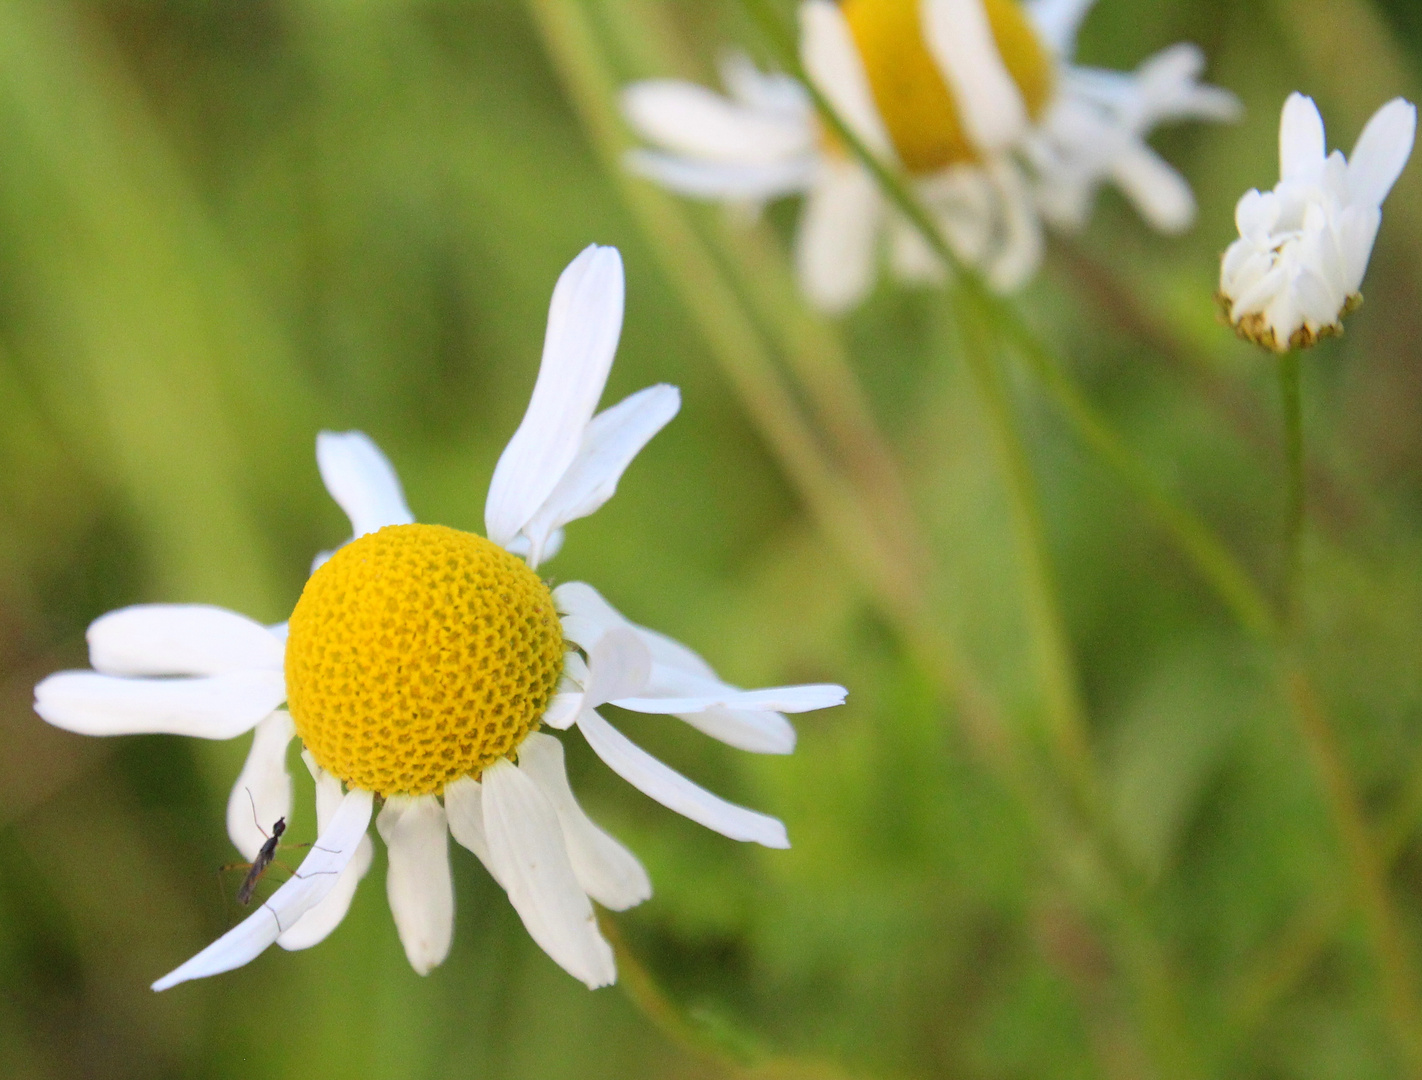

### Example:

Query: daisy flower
xmin=1220 ymin=92 xmax=1416 ymax=353
xmin=622 ymin=0 xmax=1239 ymax=311
xmin=33 ymin=245 xmax=846 ymax=992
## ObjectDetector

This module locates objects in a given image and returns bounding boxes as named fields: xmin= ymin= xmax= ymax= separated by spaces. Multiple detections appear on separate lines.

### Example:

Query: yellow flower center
xmin=841 ymin=0 xmax=1054 ymax=173
xmin=285 ymin=524 xmax=564 ymax=797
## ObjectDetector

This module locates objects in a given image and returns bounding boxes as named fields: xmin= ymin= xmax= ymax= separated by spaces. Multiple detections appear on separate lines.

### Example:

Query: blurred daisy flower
xmin=1220 ymin=93 xmax=1416 ymax=353
xmin=34 ymin=245 xmax=846 ymax=992
xmin=622 ymin=0 xmax=1239 ymax=310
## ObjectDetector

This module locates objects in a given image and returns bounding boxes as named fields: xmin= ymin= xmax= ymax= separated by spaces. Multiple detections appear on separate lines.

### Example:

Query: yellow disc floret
xmin=841 ymin=0 xmax=1054 ymax=173
xmin=285 ymin=523 xmax=563 ymax=797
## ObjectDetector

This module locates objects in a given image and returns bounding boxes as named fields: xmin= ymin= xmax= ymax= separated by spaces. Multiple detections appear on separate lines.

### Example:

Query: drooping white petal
xmin=575 ymin=708 xmax=789 ymax=848
xmin=983 ymin=158 xmax=1044 ymax=292
xmin=675 ymin=707 xmax=798 ymax=755
xmin=621 ymin=80 xmax=814 ymax=164
xmin=482 ymin=758 xmax=616 ymax=988
xmin=517 ymin=733 xmax=652 ymax=911
xmin=151 ymin=788 xmax=374 ymax=991
xmin=1347 ymin=98 xmax=1416 ymax=207
xmin=614 ymin=682 xmax=847 ymax=716
xmin=542 ymin=691 xmax=585 ymax=731
xmin=719 ymin=51 xmax=814 ymax=118
xmin=88 ymin=605 xmax=285 ymax=677
xmin=35 ymin=670 xmax=287 ymax=740
xmin=485 ymin=246 xmax=625 ymax=549
xmin=1279 ymin=93 xmax=1326 ymax=180
xmin=518 ymin=385 xmax=681 ymax=568
xmin=795 ymin=162 xmax=883 ymax=313
xmin=315 ymin=430 xmax=416 ymax=540
xmin=1026 ymin=0 xmax=1097 ymax=56
xmin=277 ymin=751 xmax=374 ymax=952
xmin=226 ymin=710 xmax=295 ymax=862
xmin=799 ymin=0 xmax=893 ymax=156
xmin=1109 ymin=144 xmax=1196 ymax=233
xmin=921 ymin=0 xmax=1030 ymax=154
xmin=376 ymin=795 xmax=454 ymax=976
xmin=445 ymin=775 xmax=499 ymax=881
xmin=625 ymin=151 xmax=818 ymax=201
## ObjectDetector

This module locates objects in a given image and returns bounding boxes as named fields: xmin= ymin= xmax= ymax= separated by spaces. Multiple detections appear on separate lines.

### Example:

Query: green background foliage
xmin=0 ymin=0 xmax=1419 ymax=1077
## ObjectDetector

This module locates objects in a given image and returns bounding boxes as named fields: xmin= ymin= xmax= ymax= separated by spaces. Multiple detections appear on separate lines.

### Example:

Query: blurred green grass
xmin=0 ymin=1 xmax=1420 ymax=1077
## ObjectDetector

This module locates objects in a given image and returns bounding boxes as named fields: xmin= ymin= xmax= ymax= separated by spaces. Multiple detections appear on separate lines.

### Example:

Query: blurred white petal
xmin=922 ymin=0 xmax=1029 ymax=153
xmin=795 ymin=162 xmax=883 ymax=313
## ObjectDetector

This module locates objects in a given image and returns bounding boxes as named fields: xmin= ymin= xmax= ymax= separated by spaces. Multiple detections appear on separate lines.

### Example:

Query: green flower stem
xmin=1278 ymin=351 xmax=1305 ymax=629
xmin=1283 ymin=666 xmax=1422 ymax=1079
xmin=952 ymin=297 xmax=1096 ymax=817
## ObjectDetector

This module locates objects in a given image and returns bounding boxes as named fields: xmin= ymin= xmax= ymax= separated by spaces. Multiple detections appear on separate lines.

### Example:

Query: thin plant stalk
xmin=1278 ymin=352 xmax=1305 ymax=628
xmin=952 ymin=297 xmax=1096 ymax=816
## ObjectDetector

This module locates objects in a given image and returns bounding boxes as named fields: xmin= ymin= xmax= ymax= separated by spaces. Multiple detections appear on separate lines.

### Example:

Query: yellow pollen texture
xmin=841 ymin=0 xmax=1054 ymax=173
xmin=285 ymin=523 xmax=564 ymax=797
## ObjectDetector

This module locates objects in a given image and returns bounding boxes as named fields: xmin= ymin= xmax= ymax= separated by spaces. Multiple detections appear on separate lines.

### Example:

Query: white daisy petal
xmin=445 ymin=775 xmax=499 ymax=882
xmin=922 ymin=0 xmax=1029 ymax=153
xmin=88 ymin=604 xmax=285 ymax=677
xmin=376 ymin=795 xmax=454 ymax=976
xmin=621 ymin=80 xmax=814 ymax=164
xmin=542 ymin=691 xmax=585 ymax=731
xmin=719 ymin=51 xmax=813 ymax=117
xmin=482 ymin=758 xmax=617 ymax=989
xmin=1348 ymin=98 xmax=1417 ymax=207
xmin=225 ymin=710 xmax=296 ymax=862
xmin=614 ymin=682 xmax=847 ymax=716
xmin=625 ymin=151 xmax=818 ymax=201
xmin=277 ymin=751 xmax=374 ymax=952
xmin=151 ymin=788 xmax=374 ymax=991
xmin=517 ymin=733 xmax=652 ymax=911
xmin=35 ymin=669 xmax=286 ymax=740
xmin=585 ymin=627 xmax=653 ymax=708
xmin=519 ymin=384 xmax=681 ymax=568
xmin=575 ymin=708 xmax=790 ymax=848
xmin=795 ymin=162 xmax=884 ymax=313
xmin=799 ymin=0 xmax=894 ymax=155
xmin=1026 ymin=0 xmax=1097 ymax=56
xmin=1109 ymin=144 xmax=1197 ymax=233
xmin=315 ymin=430 xmax=416 ymax=540
xmin=485 ymin=245 xmax=625 ymax=549
xmin=1279 ymin=93 xmax=1326 ymax=180
xmin=674 ymin=707 xmax=798 ymax=755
